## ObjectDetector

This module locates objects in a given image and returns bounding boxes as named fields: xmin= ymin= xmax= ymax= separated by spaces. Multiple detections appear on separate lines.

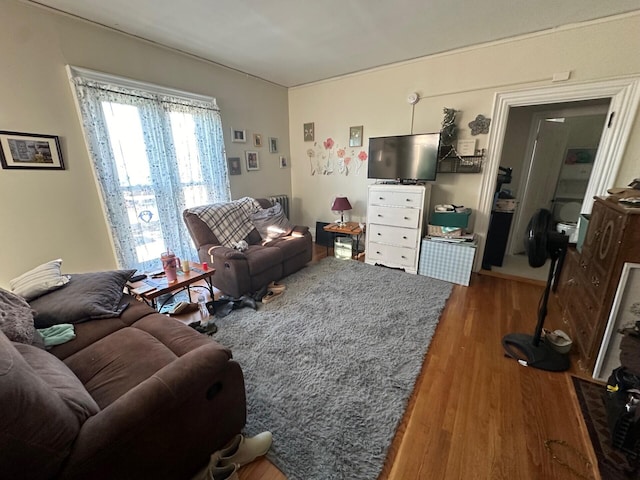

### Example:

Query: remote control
xmin=130 ymin=274 xmax=147 ymax=282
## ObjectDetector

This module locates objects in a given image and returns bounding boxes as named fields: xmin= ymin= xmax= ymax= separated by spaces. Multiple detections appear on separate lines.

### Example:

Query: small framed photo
xmin=304 ymin=122 xmax=314 ymax=142
xmin=253 ymin=133 xmax=263 ymax=148
xmin=245 ymin=151 xmax=260 ymax=171
xmin=231 ymin=128 xmax=246 ymax=143
xmin=349 ymin=126 xmax=363 ymax=147
xmin=0 ymin=131 xmax=64 ymax=170
xmin=227 ymin=157 xmax=242 ymax=175
xmin=269 ymin=137 xmax=278 ymax=153
xmin=457 ymin=139 xmax=476 ymax=156
xmin=279 ymin=156 xmax=287 ymax=168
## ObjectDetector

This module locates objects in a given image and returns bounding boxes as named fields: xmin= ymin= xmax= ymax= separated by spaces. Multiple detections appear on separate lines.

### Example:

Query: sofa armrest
xmin=207 ymin=244 xmax=245 ymax=260
xmin=292 ymin=225 xmax=310 ymax=237
xmin=61 ymin=343 xmax=246 ymax=480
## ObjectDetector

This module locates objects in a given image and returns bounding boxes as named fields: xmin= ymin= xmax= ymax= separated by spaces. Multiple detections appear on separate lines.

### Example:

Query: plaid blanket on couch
xmin=187 ymin=197 xmax=262 ymax=247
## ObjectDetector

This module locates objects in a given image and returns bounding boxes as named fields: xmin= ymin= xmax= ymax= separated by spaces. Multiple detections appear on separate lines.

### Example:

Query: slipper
xmin=268 ymin=281 xmax=286 ymax=293
xmin=261 ymin=289 xmax=284 ymax=304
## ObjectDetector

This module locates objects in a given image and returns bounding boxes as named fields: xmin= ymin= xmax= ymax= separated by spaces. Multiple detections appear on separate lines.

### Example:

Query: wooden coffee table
xmin=126 ymin=263 xmax=215 ymax=310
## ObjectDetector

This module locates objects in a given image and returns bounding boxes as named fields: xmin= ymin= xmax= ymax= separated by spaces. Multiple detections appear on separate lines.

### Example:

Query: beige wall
xmin=0 ymin=0 xmax=290 ymax=286
xmin=288 ymin=14 xmax=640 ymax=237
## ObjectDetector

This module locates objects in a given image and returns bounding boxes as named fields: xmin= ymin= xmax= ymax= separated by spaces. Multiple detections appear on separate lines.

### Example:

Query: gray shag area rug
xmin=214 ymin=257 xmax=453 ymax=480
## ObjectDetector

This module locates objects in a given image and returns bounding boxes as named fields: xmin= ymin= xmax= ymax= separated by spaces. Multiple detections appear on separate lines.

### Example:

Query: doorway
xmin=503 ymin=102 xmax=609 ymax=261
xmin=475 ymin=77 xmax=640 ymax=280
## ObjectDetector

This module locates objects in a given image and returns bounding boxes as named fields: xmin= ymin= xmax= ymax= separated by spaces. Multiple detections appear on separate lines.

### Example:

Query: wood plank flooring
xmin=237 ymin=245 xmax=599 ymax=480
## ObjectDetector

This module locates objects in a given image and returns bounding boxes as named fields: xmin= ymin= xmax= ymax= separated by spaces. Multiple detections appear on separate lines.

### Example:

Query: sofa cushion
xmin=268 ymin=233 xmax=312 ymax=258
xmin=9 ymin=258 xmax=70 ymax=301
xmin=0 ymin=287 xmax=36 ymax=344
xmin=251 ymin=202 xmax=293 ymax=241
xmin=244 ymin=245 xmax=284 ymax=276
xmin=0 ymin=330 xmax=98 ymax=480
xmin=30 ymin=270 xmax=136 ymax=328
xmin=64 ymin=327 xmax=179 ymax=408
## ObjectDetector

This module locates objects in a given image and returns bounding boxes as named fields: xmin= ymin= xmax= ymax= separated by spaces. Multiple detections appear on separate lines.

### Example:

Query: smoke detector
xmin=407 ymin=92 xmax=419 ymax=105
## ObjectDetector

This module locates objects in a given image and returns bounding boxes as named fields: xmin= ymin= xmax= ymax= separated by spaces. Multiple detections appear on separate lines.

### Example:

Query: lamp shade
xmin=331 ymin=197 xmax=352 ymax=212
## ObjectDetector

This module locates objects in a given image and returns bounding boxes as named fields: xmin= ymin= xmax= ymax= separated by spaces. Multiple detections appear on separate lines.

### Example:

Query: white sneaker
xmin=218 ymin=431 xmax=273 ymax=467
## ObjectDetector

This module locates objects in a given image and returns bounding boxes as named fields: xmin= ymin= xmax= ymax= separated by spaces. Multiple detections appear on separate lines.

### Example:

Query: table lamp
xmin=331 ymin=196 xmax=352 ymax=226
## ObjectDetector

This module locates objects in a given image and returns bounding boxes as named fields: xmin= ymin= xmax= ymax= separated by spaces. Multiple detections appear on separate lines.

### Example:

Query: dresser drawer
xmin=368 ymin=223 xmax=419 ymax=248
xmin=367 ymin=242 xmax=417 ymax=268
xmin=368 ymin=205 xmax=420 ymax=229
xmin=369 ymin=188 xmax=424 ymax=208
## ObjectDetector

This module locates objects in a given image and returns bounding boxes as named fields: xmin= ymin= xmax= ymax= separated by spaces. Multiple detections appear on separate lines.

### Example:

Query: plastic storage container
xmin=430 ymin=208 xmax=471 ymax=229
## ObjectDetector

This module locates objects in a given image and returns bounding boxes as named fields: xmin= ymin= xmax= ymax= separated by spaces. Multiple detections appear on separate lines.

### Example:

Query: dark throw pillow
xmin=30 ymin=270 xmax=136 ymax=328
xmin=0 ymin=287 xmax=36 ymax=344
xmin=251 ymin=202 xmax=293 ymax=241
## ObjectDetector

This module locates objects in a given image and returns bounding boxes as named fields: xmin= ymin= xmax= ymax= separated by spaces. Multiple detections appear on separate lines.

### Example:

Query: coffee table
xmin=126 ymin=263 xmax=215 ymax=310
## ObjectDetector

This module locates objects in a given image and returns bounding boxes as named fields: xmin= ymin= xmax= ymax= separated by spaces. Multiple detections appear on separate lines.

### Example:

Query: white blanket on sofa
xmin=188 ymin=197 xmax=262 ymax=248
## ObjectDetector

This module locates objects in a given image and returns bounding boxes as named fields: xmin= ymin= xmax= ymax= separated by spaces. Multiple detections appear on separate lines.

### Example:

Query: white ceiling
xmin=25 ymin=0 xmax=640 ymax=87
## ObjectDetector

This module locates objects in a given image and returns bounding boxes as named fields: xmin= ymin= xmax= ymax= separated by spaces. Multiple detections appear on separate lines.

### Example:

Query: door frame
xmin=506 ymin=105 xmax=609 ymax=256
xmin=475 ymin=76 xmax=640 ymax=270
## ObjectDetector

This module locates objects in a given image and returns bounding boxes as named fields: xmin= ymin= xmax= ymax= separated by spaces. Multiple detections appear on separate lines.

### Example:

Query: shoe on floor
xmin=261 ymin=289 xmax=284 ymax=304
xmin=218 ymin=431 xmax=273 ymax=468
xmin=191 ymin=455 xmax=238 ymax=480
xmin=267 ymin=281 xmax=286 ymax=293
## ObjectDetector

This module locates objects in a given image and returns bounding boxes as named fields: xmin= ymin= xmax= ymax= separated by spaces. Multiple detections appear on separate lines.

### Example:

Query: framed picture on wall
xmin=245 ymin=151 xmax=260 ymax=171
xmin=253 ymin=134 xmax=263 ymax=148
xmin=231 ymin=128 xmax=246 ymax=143
xmin=228 ymin=157 xmax=242 ymax=175
xmin=0 ymin=131 xmax=64 ymax=170
xmin=304 ymin=122 xmax=314 ymax=142
xmin=269 ymin=137 xmax=278 ymax=153
xmin=349 ymin=126 xmax=363 ymax=147
xmin=279 ymin=156 xmax=287 ymax=168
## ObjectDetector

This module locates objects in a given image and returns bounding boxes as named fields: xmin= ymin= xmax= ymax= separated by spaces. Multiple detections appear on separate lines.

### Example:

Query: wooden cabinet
xmin=556 ymin=197 xmax=640 ymax=373
xmin=365 ymin=184 xmax=431 ymax=274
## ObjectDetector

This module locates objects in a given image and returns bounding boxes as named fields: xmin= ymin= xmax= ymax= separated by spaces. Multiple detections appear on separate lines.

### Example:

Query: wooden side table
xmin=126 ymin=263 xmax=215 ymax=310
xmin=323 ymin=222 xmax=364 ymax=259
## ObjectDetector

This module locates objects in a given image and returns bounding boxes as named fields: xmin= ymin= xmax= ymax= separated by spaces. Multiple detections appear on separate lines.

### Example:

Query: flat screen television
xmin=367 ymin=133 xmax=440 ymax=182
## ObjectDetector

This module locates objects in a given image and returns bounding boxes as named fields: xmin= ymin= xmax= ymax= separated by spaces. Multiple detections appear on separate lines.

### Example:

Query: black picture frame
xmin=0 ymin=131 xmax=64 ymax=170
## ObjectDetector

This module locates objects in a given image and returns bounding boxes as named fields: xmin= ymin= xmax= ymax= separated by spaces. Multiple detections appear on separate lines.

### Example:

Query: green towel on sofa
xmin=37 ymin=324 xmax=76 ymax=347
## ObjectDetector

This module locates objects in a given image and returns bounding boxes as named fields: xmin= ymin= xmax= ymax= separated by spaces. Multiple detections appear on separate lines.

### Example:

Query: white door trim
xmin=475 ymin=76 xmax=640 ymax=271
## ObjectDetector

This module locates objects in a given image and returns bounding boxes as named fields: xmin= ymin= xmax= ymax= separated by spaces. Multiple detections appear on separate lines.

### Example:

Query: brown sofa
xmin=183 ymin=198 xmax=313 ymax=298
xmin=0 ymin=296 xmax=246 ymax=480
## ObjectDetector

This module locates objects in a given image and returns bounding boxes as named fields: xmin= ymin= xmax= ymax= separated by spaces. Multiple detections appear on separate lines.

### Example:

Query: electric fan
xmin=501 ymin=208 xmax=570 ymax=371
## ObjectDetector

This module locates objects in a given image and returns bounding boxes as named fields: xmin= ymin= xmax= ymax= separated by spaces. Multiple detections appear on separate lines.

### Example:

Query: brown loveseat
xmin=183 ymin=198 xmax=313 ymax=298
xmin=0 ymin=296 xmax=246 ymax=480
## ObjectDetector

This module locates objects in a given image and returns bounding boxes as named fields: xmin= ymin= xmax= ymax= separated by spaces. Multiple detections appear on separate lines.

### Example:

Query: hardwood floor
xmin=237 ymin=245 xmax=599 ymax=480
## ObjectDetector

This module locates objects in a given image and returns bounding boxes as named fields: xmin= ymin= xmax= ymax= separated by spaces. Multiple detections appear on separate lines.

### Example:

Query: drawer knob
xmin=401 ymin=255 xmax=406 ymax=259
xmin=377 ymin=214 xmax=383 ymax=217
xmin=402 ymin=236 xmax=407 ymax=239
xmin=405 ymin=198 xmax=411 ymax=202
xmin=377 ymin=232 xmax=381 ymax=236
xmin=378 ymin=197 xmax=384 ymax=200
xmin=403 ymin=216 xmax=409 ymax=220
xmin=376 ymin=251 xmax=381 ymax=254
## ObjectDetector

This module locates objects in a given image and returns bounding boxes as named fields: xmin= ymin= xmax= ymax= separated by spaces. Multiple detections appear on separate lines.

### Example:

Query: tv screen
xmin=367 ymin=133 xmax=439 ymax=182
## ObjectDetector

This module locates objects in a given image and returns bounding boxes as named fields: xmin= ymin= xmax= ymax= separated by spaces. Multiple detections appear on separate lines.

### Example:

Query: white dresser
xmin=365 ymin=184 xmax=431 ymax=274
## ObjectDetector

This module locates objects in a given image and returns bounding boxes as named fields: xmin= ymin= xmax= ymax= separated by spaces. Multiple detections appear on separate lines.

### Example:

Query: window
xmin=68 ymin=67 xmax=231 ymax=272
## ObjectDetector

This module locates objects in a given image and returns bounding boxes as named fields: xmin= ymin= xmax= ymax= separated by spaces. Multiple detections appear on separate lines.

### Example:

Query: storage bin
xmin=430 ymin=208 xmax=471 ymax=228
xmin=418 ymin=237 xmax=477 ymax=286
xmin=334 ymin=236 xmax=353 ymax=259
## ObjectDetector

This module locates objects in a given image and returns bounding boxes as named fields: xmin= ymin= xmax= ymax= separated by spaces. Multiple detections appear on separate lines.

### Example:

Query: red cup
xmin=202 ymin=262 xmax=208 ymax=271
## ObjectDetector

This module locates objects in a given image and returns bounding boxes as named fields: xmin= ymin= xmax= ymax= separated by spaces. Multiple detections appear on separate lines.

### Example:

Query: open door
xmin=510 ymin=119 xmax=569 ymax=254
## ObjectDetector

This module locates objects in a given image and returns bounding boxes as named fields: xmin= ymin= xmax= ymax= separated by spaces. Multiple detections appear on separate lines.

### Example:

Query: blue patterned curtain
xmin=71 ymin=76 xmax=231 ymax=272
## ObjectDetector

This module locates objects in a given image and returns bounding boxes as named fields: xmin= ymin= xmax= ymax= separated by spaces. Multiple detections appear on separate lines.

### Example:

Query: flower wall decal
xmin=305 ymin=132 xmax=368 ymax=177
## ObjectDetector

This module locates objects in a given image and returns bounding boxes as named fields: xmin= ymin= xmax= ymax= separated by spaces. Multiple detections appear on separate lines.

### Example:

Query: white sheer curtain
xmin=70 ymin=72 xmax=231 ymax=272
